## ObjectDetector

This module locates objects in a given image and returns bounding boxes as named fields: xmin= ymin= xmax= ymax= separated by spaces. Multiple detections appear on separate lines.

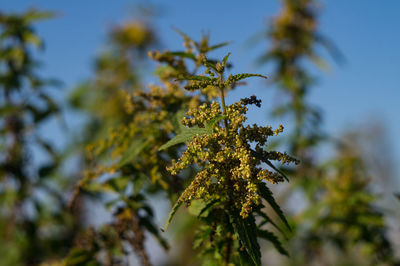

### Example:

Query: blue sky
xmin=3 ymin=1 xmax=400 ymax=180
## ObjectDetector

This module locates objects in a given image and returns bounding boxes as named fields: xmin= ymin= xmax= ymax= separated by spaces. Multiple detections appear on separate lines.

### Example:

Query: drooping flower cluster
xmin=168 ymin=96 xmax=298 ymax=217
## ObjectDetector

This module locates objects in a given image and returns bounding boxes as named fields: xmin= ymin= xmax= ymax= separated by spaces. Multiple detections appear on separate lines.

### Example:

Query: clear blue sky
xmin=3 ymin=1 xmax=400 ymax=179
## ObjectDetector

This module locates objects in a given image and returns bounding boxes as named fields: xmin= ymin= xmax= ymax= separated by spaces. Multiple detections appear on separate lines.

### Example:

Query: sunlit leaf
xmin=158 ymin=127 xmax=208 ymax=151
xmin=159 ymin=115 xmax=223 ymax=151
xmin=232 ymin=73 xmax=267 ymax=83
xmin=222 ymin=52 xmax=231 ymax=68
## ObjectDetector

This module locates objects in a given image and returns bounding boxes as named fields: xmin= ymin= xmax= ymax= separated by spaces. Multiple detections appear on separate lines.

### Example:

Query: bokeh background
xmin=1 ymin=1 xmax=399 ymax=265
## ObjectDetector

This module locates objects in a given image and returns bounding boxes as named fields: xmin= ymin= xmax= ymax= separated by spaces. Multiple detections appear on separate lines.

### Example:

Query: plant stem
xmin=224 ymin=232 xmax=233 ymax=265
xmin=219 ymin=74 xmax=233 ymax=264
xmin=218 ymin=75 xmax=229 ymax=133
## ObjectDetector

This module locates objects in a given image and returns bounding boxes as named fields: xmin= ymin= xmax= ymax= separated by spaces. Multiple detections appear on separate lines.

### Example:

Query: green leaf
xmin=395 ymin=193 xmax=400 ymax=202
xmin=25 ymin=10 xmax=55 ymax=22
xmin=204 ymin=61 xmax=218 ymax=72
xmin=208 ymin=41 xmax=232 ymax=52
xmin=176 ymin=75 xmax=214 ymax=81
xmin=117 ymin=139 xmax=147 ymax=167
xmin=159 ymin=115 xmax=223 ymax=151
xmin=232 ymin=73 xmax=267 ymax=83
xmin=141 ymin=217 xmax=170 ymax=250
xmin=257 ymin=229 xmax=288 ymax=256
xmin=222 ymin=52 xmax=231 ymax=68
xmin=163 ymin=201 xmax=182 ymax=231
xmin=172 ymin=27 xmax=197 ymax=47
xmin=158 ymin=127 xmax=208 ymax=151
xmin=36 ymin=137 xmax=58 ymax=158
xmin=193 ymin=227 xmax=212 ymax=249
xmin=104 ymin=176 xmax=131 ymax=192
xmin=257 ymin=182 xmax=291 ymax=231
xmin=153 ymin=65 xmax=176 ymax=77
xmin=171 ymin=109 xmax=186 ymax=133
xmin=165 ymin=51 xmax=196 ymax=60
xmin=239 ymin=246 xmax=254 ymax=266
xmin=310 ymin=54 xmax=329 ymax=71
xmin=38 ymin=163 xmax=56 ymax=178
xmin=169 ymin=108 xmax=186 ymax=134
xmin=105 ymin=198 xmax=121 ymax=210
xmin=65 ymin=247 xmax=99 ymax=266
xmin=256 ymin=208 xmax=286 ymax=239
xmin=197 ymin=198 xmax=220 ymax=218
xmin=188 ymin=200 xmax=207 ymax=216
xmin=24 ymin=31 xmax=42 ymax=47
xmin=231 ymin=212 xmax=261 ymax=266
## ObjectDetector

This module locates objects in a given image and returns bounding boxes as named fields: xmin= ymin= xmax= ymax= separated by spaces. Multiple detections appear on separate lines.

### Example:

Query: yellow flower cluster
xmin=168 ymin=96 xmax=298 ymax=217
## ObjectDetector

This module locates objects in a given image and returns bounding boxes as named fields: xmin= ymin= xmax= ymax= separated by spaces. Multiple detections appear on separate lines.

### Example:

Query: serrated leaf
xmin=257 ymin=182 xmax=291 ymax=231
xmin=163 ymin=201 xmax=182 ymax=232
xmin=222 ymin=52 xmax=231 ymax=68
xmin=232 ymin=73 xmax=267 ymax=83
xmin=159 ymin=127 xmax=208 ymax=151
xmin=257 ymin=229 xmax=288 ymax=256
xmin=170 ymin=108 xmax=186 ymax=134
xmin=256 ymin=208 xmax=286 ymax=239
xmin=159 ymin=115 xmax=223 ymax=151
xmin=231 ymin=212 xmax=261 ymax=266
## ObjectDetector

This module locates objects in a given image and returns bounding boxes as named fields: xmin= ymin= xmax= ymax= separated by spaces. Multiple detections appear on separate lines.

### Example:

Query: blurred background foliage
xmin=0 ymin=10 xmax=78 ymax=265
xmin=0 ymin=0 xmax=399 ymax=265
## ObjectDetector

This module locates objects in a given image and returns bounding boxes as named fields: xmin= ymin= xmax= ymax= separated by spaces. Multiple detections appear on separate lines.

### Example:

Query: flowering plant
xmin=161 ymin=52 xmax=298 ymax=265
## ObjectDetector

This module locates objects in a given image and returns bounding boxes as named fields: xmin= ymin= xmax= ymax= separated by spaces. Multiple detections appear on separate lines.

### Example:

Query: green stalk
xmin=218 ymin=74 xmax=229 ymax=133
